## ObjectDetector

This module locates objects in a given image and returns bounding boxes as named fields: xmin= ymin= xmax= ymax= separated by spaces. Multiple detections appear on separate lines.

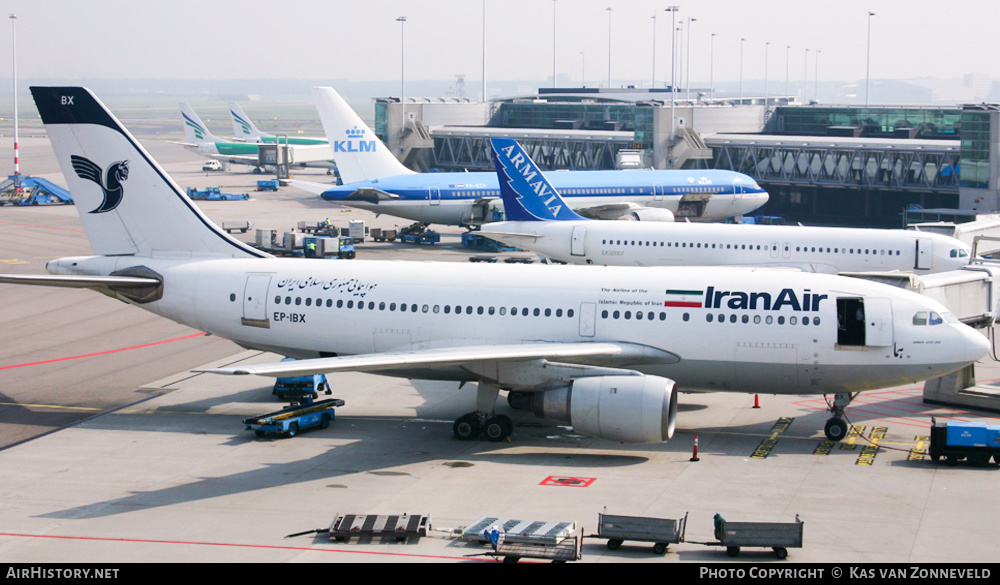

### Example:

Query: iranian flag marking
xmin=664 ymin=289 xmax=704 ymax=308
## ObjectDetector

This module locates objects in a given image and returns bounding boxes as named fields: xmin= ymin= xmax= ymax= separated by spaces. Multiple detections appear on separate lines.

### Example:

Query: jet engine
xmin=529 ymin=375 xmax=677 ymax=443
xmin=625 ymin=208 xmax=675 ymax=222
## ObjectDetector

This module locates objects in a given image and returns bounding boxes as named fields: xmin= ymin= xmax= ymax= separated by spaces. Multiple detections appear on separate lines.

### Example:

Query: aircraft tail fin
xmin=33 ymin=87 xmax=268 ymax=259
xmin=489 ymin=137 xmax=587 ymax=222
xmin=311 ymin=86 xmax=414 ymax=184
xmin=180 ymin=102 xmax=222 ymax=144
xmin=230 ymin=102 xmax=272 ymax=142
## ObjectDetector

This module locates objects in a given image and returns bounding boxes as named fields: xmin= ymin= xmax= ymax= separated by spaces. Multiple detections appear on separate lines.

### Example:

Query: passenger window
xmin=913 ymin=311 xmax=928 ymax=326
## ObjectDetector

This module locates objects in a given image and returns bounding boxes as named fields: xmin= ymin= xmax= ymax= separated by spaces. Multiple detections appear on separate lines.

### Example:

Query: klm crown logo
xmin=334 ymin=126 xmax=376 ymax=153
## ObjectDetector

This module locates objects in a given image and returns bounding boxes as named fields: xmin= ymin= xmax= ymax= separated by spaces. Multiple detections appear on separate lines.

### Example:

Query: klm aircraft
xmin=0 ymin=87 xmax=988 ymax=443
xmin=290 ymin=87 xmax=770 ymax=228
xmin=481 ymin=138 xmax=974 ymax=275
xmin=177 ymin=103 xmax=336 ymax=173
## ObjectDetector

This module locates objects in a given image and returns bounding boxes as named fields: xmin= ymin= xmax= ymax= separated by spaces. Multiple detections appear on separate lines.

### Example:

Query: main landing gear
xmin=823 ymin=392 xmax=857 ymax=441
xmin=452 ymin=382 xmax=515 ymax=442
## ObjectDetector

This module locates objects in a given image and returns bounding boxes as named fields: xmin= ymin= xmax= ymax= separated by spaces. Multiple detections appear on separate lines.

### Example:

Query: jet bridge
xmin=846 ymin=258 xmax=1000 ymax=413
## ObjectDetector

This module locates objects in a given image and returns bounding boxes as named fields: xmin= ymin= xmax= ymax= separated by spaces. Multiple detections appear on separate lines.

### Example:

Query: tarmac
xmin=1 ymin=135 xmax=1000 ymax=565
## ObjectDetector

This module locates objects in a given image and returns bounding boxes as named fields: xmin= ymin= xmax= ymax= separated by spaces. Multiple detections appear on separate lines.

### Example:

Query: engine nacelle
xmin=626 ymin=208 xmax=675 ymax=222
xmin=530 ymin=375 xmax=677 ymax=443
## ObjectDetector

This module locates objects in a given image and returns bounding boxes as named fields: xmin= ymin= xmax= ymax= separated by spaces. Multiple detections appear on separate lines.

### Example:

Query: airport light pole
xmin=815 ymin=49 xmax=820 ymax=102
xmin=866 ymin=11 xmax=875 ymax=107
xmin=785 ymin=45 xmax=791 ymax=100
xmin=764 ymin=41 xmax=770 ymax=106
xmin=651 ymin=13 xmax=657 ymax=89
xmin=606 ymin=7 xmax=612 ymax=88
xmin=396 ymin=16 xmax=407 ymax=103
xmin=686 ymin=18 xmax=695 ymax=99
xmin=482 ymin=0 xmax=486 ymax=101
xmin=710 ymin=33 xmax=716 ymax=99
xmin=10 ymin=13 xmax=18 ymax=183
xmin=665 ymin=6 xmax=679 ymax=139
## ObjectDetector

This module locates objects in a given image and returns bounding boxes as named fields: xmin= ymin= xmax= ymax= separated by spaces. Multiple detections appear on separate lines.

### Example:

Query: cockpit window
xmin=951 ymin=249 xmax=970 ymax=258
xmin=941 ymin=311 xmax=959 ymax=324
xmin=929 ymin=312 xmax=943 ymax=325
xmin=913 ymin=311 xmax=928 ymax=326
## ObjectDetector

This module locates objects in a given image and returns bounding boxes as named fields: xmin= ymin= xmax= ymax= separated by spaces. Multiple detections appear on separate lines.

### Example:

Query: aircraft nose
xmin=961 ymin=326 xmax=991 ymax=363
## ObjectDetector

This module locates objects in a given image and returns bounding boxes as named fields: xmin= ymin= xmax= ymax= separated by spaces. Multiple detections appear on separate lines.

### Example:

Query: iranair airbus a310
xmin=0 ymin=87 xmax=988 ymax=444
xmin=288 ymin=86 xmax=770 ymax=228
xmin=480 ymin=138 xmax=973 ymax=275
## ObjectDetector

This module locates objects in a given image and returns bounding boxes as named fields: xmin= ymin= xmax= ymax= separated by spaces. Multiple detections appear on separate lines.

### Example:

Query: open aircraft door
xmin=428 ymin=186 xmax=441 ymax=206
xmin=864 ymin=297 xmax=894 ymax=347
xmin=241 ymin=274 xmax=271 ymax=328
xmin=915 ymin=238 xmax=933 ymax=270
xmin=571 ymin=225 xmax=587 ymax=257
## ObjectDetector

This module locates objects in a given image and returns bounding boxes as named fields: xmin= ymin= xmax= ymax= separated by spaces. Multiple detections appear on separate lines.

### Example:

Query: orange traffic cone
xmin=753 ymin=394 xmax=761 ymax=409
xmin=690 ymin=434 xmax=700 ymax=462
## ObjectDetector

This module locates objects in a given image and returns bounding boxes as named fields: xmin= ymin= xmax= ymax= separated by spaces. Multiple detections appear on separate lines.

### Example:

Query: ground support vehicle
xmin=928 ymin=418 xmax=1000 ymax=466
xmin=243 ymin=398 xmax=343 ymax=438
xmin=593 ymin=511 xmax=687 ymax=554
xmin=461 ymin=232 xmax=519 ymax=252
xmin=710 ymin=514 xmax=803 ymax=558
xmin=186 ymin=186 xmax=248 ymax=201
xmin=461 ymin=516 xmax=582 ymax=563
xmin=256 ymin=180 xmax=280 ymax=191
xmin=326 ymin=513 xmax=431 ymax=543
xmin=398 ymin=223 xmax=440 ymax=245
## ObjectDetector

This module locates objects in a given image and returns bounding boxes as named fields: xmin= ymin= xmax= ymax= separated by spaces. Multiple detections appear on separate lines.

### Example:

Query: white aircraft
xmin=178 ymin=103 xmax=336 ymax=173
xmin=481 ymin=137 xmax=973 ymax=274
xmin=229 ymin=101 xmax=329 ymax=147
xmin=2 ymin=87 xmax=989 ymax=445
xmin=288 ymin=87 xmax=770 ymax=228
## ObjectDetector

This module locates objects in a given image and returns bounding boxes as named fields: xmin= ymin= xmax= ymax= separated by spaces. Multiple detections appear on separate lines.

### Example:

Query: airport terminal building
xmin=374 ymin=89 xmax=1000 ymax=228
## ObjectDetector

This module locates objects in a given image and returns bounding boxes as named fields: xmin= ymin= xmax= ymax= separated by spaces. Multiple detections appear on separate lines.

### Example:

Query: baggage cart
xmin=595 ymin=511 xmax=687 ymax=554
xmin=461 ymin=516 xmax=582 ymax=563
xmin=711 ymin=513 xmax=803 ymax=559
xmin=327 ymin=513 xmax=430 ymax=543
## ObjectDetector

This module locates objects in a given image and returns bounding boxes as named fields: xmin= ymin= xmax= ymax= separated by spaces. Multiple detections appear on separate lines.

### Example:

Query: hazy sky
xmin=1 ymin=0 xmax=997 ymax=94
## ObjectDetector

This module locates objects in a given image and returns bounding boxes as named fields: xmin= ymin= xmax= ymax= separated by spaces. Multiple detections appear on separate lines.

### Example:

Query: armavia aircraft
xmin=3 ymin=87 xmax=988 ymax=444
xmin=289 ymin=87 xmax=770 ymax=228
xmin=177 ymin=103 xmax=336 ymax=172
xmin=481 ymin=138 xmax=974 ymax=275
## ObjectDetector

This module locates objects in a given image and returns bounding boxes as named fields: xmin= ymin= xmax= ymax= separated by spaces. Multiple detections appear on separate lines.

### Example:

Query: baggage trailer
xmin=461 ymin=516 xmax=582 ymax=563
xmin=929 ymin=418 xmax=1000 ymax=466
xmin=711 ymin=514 xmax=803 ymax=558
xmin=594 ymin=511 xmax=688 ymax=554
xmin=327 ymin=513 xmax=431 ymax=543
xmin=243 ymin=398 xmax=344 ymax=438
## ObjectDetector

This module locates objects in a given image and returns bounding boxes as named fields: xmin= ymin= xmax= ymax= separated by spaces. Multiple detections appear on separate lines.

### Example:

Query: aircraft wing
xmin=285 ymin=179 xmax=332 ymax=196
xmin=197 ymin=341 xmax=679 ymax=378
xmin=574 ymin=202 xmax=641 ymax=216
xmin=0 ymin=274 xmax=161 ymax=288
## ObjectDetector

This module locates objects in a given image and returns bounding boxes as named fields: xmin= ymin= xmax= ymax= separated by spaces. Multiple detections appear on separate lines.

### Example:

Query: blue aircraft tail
xmin=489 ymin=138 xmax=587 ymax=222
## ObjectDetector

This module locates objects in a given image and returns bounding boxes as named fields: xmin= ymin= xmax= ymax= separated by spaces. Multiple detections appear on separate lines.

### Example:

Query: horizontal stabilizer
xmin=0 ymin=274 xmax=160 ymax=288
xmin=197 ymin=342 xmax=679 ymax=378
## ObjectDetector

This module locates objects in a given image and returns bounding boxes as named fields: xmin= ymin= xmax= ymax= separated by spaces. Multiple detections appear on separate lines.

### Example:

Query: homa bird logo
xmin=333 ymin=126 xmax=376 ymax=153
xmin=70 ymin=155 xmax=129 ymax=214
